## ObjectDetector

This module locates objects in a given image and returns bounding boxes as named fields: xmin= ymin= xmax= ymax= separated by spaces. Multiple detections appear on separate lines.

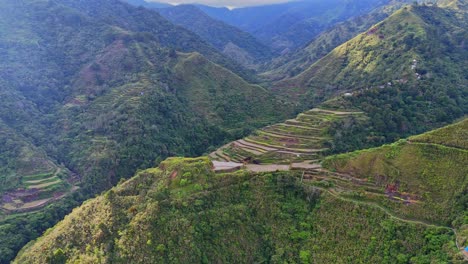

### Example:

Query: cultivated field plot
xmin=210 ymin=108 xmax=365 ymax=164
xmin=0 ymin=167 xmax=78 ymax=213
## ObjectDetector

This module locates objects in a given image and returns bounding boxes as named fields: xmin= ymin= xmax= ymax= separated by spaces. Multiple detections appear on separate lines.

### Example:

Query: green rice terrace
xmin=209 ymin=118 xmax=468 ymax=261
xmin=0 ymin=167 xmax=79 ymax=214
xmin=16 ymin=118 xmax=468 ymax=262
xmin=210 ymin=107 xmax=365 ymax=166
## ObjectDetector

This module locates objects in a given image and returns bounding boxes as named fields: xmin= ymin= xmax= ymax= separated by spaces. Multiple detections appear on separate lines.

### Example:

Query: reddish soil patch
xmin=170 ymin=171 xmax=178 ymax=179
xmin=3 ymin=189 xmax=37 ymax=203
xmin=75 ymin=39 xmax=129 ymax=94
xmin=367 ymin=27 xmax=378 ymax=35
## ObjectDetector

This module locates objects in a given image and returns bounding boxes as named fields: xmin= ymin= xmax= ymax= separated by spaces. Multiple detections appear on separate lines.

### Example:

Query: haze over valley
xmin=0 ymin=0 xmax=466 ymax=263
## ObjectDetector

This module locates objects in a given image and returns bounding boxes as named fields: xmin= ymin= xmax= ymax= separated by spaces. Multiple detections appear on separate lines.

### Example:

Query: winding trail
xmin=307 ymin=184 xmax=465 ymax=257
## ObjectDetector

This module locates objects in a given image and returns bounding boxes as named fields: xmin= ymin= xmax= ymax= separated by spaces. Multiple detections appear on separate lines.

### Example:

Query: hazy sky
xmin=149 ymin=0 xmax=295 ymax=8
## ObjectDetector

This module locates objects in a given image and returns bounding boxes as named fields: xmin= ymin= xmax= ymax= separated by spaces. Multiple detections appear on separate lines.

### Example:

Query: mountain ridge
xmin=14 ymin=119 xmax=468 ymax=263
xmin=0 ymin=0 xmax=293 ymax=261
xmin=158 ymin=4 xmax=274 ymax=68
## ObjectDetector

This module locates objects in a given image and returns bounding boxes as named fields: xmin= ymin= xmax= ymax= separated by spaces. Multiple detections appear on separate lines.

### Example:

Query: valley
xmin=0 ymin=0 xmax=466 ymax=262
xmin=14 ymin=119 xmax=468 ymax=262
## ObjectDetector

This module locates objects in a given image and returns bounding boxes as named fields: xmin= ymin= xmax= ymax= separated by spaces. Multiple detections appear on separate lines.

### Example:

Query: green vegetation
xmin=198 ymin=0 xmax=390 ymax=53
xmin=323 ymin=119 xmax=468 ymax=244
xmin=324 ymin=139 xmax=468 ymax=224
xmin=0 ymin=0 xmax=293 ymax=262
xmin=210 ymin=108 xmax=367 ymax=164
xmin=1 ymin=0 xmax=467 ymax=262
xmin=15 ymin=155 xmax=465 ymax=263
xmin=274 ymin=4 xmax=467 ymax=152
xmin=264 ymin=0 xmax=414 ymax=80
xmin=409 ymin=118 xmax=468 ymax=149
xmin=158 ymin=5 xmax=273 ymax=68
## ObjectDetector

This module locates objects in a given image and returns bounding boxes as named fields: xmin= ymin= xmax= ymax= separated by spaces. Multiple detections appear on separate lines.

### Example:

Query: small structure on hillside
xmin=463 ymin=247 xmax=468 ymax=258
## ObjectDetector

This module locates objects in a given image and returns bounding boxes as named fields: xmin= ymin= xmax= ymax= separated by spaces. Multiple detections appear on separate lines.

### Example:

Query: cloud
xmin=148 ymin=0 xmax=295 ymax=8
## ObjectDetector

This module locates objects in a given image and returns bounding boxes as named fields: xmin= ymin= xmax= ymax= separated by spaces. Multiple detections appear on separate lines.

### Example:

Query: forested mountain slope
xmin=264 ymin=0 xmax=413 ymax=80
xmin=53 ymin=0 xmax=256 ymax=82
xmin=158 ymin=5 xmax=273 ymax=68
xmin=15 ymin=120 xmax=468 ymax=263
xmin=2 ymin=0 xmax=467 ymax=262
xmin=198 ymin=0 xmax=390 ymax=53
xmin=0 ymin=0 xmax=292 ymax=262
xmin=273 ymin=3 xmax=467 ymax=150
xmin=0 ymin=0 xmax=289 ymax=199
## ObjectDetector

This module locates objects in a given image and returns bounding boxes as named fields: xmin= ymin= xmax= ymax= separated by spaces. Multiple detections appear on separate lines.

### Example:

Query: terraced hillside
xmin=274 ymin=3 xmax=467 ymax=101
xmin=1 ymin=168 xmax=78 ymax=214
xmin=0 ymin=0 xmax=295 ymax=261
xmin=210 ymin=108 xmax=365 ymax=165
xmin=209 ymin=118 xmax=468 ymax=260
xmin=0 ymin=122 xmax=78 ymax=215
xmin=16 ymin=122 xmax=468 ymax=263
xmin=322 ymin=119 xmax=468 ymax=254
xmin=265 ymin=3 xmax=467 ymax=155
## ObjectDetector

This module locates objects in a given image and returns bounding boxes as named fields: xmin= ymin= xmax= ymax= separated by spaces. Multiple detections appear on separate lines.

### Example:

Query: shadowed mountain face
xmin=158 ymin=5 xmax=274 ymax=68
xmin=271 ymin=4 xmax=467 ymax=147
xmin=198 ymin=0 xmax=390 ymax=53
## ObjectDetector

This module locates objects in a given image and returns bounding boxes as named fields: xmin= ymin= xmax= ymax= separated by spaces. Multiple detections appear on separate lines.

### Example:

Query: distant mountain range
xmin=0 ymin=0 xmax=292 ymax=261
xmin=123 ymin=0 xmax=172 ymax=8
xmin=125 ymin=0 xmax=392 ymax=54
xmin=158 ymin=5 xmax=274 ymax=68
xmin=197 ymin=0 xmax=391 ymax=53
xmin=0 ymin=0 xmax=466 ymax=262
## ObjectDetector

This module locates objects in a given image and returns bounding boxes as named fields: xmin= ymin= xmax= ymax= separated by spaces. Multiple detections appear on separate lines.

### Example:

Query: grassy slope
xmin=264 ymin=0 xmax=413 ymax=81
xmin=15 ymin=156 xmax=463 ymax=263
xmin=270 ymin=3 xmax=467 ymax=153
xmin=409 ymin=118 xmax=468 ymax=149
xmin=274 ymin=3 xmax=467 ymax=103
xmin=172 ymin=52 xmax=289 ymax=131
xmin=323 ymin=118 xmax=467 ymax=227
